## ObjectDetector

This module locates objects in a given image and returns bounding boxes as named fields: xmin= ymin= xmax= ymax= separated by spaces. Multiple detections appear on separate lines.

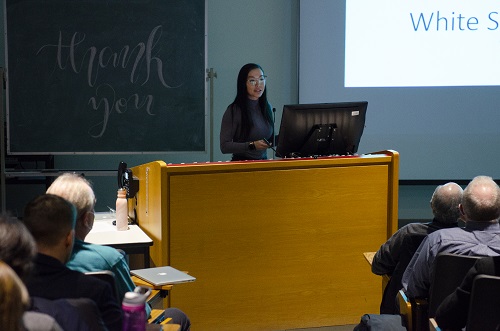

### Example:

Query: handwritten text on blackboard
xmin=37 ymin=25 xmax=177 ymax=138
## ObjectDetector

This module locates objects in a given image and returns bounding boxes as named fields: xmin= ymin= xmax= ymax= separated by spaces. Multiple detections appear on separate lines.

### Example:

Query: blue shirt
xmin=66 ymin=239 xmax=151 ymax=317
xmin=402 ymin=221 xmax=500 ymax=298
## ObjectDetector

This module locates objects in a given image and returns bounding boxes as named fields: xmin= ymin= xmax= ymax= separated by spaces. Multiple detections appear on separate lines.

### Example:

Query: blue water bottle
xmin=122 ymin=286 xmax=150 ymax=331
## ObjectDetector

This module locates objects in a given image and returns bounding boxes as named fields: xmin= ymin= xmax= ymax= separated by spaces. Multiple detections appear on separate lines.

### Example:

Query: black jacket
xmin=26 ymin=253 xmax=122 ymax=331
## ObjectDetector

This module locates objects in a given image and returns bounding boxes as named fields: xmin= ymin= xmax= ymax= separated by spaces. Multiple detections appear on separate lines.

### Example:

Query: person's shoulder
xmin=402 ymin=222 xmax=431 ymax=232
xmin=393 ymin=222 xmax=430 ymax=238
xmin=74 ymin=240 xmax=123 ymax=260
xmin=68 ymin=242 xmax=124 ymax=272
xmin=428 ymin=225 xmax=463 ymax=237
xmin=222 ymin=103 xmax=239 ymax=119
xmin=84 ymin=241 xmax=121 ymax=255
xmin=229 ymin=102 xmax=242 ymax=112
xmin=422 ymin=226 xmax=465 ymax=248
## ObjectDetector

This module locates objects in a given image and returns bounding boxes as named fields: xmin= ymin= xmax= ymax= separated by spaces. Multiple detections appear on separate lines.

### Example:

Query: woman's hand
xmin=254 ymin=140 xmax=270 ymax=150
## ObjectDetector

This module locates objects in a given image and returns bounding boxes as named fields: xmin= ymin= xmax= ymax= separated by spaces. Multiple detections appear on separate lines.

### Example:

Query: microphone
xmin=272 ymin=107 xmax=276 ymax=145
xmin=272 ymin=108 xmax=276 ymax=158
xmin=263 ymin=138 xmax=277 ymax=153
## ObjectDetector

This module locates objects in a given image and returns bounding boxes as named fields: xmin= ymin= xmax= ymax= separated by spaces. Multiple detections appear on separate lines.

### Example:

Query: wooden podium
xmin=131 ymin=151 xmax=399 ymax=330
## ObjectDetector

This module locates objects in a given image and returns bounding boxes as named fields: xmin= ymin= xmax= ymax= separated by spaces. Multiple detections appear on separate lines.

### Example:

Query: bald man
xmin=402 ymin=176 xmax=500 ymax=299
xmin=372 ymin=182 xmax=463 ymax=313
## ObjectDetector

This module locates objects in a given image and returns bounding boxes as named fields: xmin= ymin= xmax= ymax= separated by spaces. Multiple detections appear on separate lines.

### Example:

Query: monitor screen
xmin=275 ymin=101 xmax=368 ymax=158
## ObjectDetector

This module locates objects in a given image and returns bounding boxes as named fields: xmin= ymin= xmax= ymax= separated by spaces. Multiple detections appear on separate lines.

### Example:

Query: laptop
xmin=130 ymin=266 xmax=196 ymax=286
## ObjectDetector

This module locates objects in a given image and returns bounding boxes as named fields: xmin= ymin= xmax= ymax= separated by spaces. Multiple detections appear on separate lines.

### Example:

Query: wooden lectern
xmin=131 ymin=151 xmax=399 ymax=330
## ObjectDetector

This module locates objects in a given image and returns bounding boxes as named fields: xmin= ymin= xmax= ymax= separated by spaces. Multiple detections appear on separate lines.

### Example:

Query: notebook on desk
xmin=131 ymin=266 xmax=196 ymax=286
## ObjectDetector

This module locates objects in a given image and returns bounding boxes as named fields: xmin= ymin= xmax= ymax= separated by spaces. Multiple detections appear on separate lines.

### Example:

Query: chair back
xmin=405 ymin=253 xmax=481 ymax=331
xmin=466 ymin=274 xmax=500 ymax=331
xmin=428 ymin=253 xmax=481 ymax=317
xmin=31 ymin=296 xmax=108 ymax=331
xmin=85 ymin=270 xmax=120 ymax=304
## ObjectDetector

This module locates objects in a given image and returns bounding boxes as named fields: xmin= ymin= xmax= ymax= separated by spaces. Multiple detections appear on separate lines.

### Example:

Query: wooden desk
xmin=131 ymin=151 xmax=399 ymax=330
xmin=86 ymin=214 xmax=153 ymax=267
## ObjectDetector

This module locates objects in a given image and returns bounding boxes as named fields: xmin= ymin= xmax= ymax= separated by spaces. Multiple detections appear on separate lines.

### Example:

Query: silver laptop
xmin=131 ymin=266 xmax=196 ymax=286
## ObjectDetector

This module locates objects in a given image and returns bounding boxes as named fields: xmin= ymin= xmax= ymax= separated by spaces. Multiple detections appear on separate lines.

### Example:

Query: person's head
xmin=0 ymin=214 xmax=36 ymax=281
xmin=46 ymin=173 xmax=96 ymax=240
xmin=0 ymin=260 xmax=30 ymax=331
xmin=236 ymin=63 xmax=268 ymax=102
xmin=232 ymin=63 xmax=273 ymax=139
xmin=23 ymin=194 xmax=77 ymax=264
xmin=460 ymin=176 xmax=500 ymax=222
xmin=430 ymin=182 xmax=463 ymax=224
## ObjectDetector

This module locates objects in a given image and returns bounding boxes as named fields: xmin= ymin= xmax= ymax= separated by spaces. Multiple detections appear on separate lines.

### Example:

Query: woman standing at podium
xmin=220 ymin=63 xmax=274 ymax=161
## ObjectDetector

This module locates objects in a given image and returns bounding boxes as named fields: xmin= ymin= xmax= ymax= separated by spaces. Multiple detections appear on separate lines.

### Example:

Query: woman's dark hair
xmin=232 ymin=63 xmax=273 ymax=139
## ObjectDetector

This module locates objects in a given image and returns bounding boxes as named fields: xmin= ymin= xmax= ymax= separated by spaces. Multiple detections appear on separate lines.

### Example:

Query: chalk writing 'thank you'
xmin=36 ymin=25 xmax=174 ymax=88
xmin=35 ymin=25 xmax=177 ymax=138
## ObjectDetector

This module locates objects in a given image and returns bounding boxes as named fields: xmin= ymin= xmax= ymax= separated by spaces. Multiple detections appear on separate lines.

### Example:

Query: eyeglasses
xmin=247 ymin=76 xmax=267 ymax=86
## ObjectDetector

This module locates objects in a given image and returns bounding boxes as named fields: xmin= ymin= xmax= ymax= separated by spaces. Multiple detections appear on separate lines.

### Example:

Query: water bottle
xmin=122 ymin=287 xmax=150 ymax=331
xmin=116 ymin=188 xmax=128 ymax=231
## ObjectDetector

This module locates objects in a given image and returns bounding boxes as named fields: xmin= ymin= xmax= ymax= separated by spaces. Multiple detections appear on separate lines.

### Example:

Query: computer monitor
xmin=275 ymin=101 xmax=368 ymax=158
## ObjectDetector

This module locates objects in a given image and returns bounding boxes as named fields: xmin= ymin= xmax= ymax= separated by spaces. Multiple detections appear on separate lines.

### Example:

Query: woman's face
xmin=246 ymin=68 xmax=265 ymax=100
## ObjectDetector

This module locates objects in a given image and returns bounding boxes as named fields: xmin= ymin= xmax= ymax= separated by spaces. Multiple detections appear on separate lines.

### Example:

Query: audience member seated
xmin=372 ymin=182 xmax=463 ymax=313
xmin=435 ymin=255 xmax=500 ymax=329
xmin=46 ymin=173 xmax=191 ymax=331
xmin=402 ymin=175 xmax=500 ymax=300
xmin=22 ymin=194 xmax=123 ymax=331
xmin=0 ymin=213 xmax=37 ymax=282
xmin=0 ymin=212 xmax=105 ymax=331
xmin=0 ymin=260 xmax=63 ymax=331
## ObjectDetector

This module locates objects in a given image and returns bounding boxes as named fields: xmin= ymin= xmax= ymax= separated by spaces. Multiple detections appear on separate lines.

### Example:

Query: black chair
xmin=85 ymin=270 xmax=120 ymax=304
xmin=398 ymin=253 xmax=481 ymax=331
xmin=466 ymin=274 xmax=500 ymax=331
xmin=31 ymin=296 xmax=108 ymax=331
xmin=428 ymin=254 xmax=481 ymax=317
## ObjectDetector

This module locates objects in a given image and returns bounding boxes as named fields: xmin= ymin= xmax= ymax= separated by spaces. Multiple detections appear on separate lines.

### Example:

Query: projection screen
xmin=299 ymin=0 xmax=500 ymax=180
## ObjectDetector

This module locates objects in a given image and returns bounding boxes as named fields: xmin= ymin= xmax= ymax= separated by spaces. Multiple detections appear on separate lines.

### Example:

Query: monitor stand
xmin=298 ymin=123 xmax=337 ymax=157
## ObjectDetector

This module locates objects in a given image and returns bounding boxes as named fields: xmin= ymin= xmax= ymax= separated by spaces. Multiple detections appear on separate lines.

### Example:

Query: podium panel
xmin=131 ymin=151 xmax=399 ymax=330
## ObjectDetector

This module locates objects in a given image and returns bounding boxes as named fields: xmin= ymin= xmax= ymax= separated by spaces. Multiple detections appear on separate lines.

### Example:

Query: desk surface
xmin=86 ymin=213 xmax=153 ymax=246
xmin=363 ymin=252 xmax=376 ymax=266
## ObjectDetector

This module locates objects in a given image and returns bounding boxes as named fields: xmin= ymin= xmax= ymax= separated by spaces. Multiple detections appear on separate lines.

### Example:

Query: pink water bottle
xmin=122 ymin=290 xmax=146 ymax=331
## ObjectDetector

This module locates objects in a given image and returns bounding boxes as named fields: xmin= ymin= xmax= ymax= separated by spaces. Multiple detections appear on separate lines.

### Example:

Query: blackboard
xmin=5 ymin=0 xmax=205 ymax=154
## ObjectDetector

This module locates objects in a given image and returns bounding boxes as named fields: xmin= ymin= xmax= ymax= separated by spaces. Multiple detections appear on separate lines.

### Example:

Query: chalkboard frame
xmin=5 ymin=0 xmax=207 ymax=154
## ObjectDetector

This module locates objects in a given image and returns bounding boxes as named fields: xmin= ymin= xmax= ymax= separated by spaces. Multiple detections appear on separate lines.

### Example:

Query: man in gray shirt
xmin=402 ymin=176 xmax=500 ymax=299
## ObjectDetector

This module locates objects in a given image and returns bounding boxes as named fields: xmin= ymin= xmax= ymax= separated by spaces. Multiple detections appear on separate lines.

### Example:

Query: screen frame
xmin=275 ymin=101 xmax=368 ymax=158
